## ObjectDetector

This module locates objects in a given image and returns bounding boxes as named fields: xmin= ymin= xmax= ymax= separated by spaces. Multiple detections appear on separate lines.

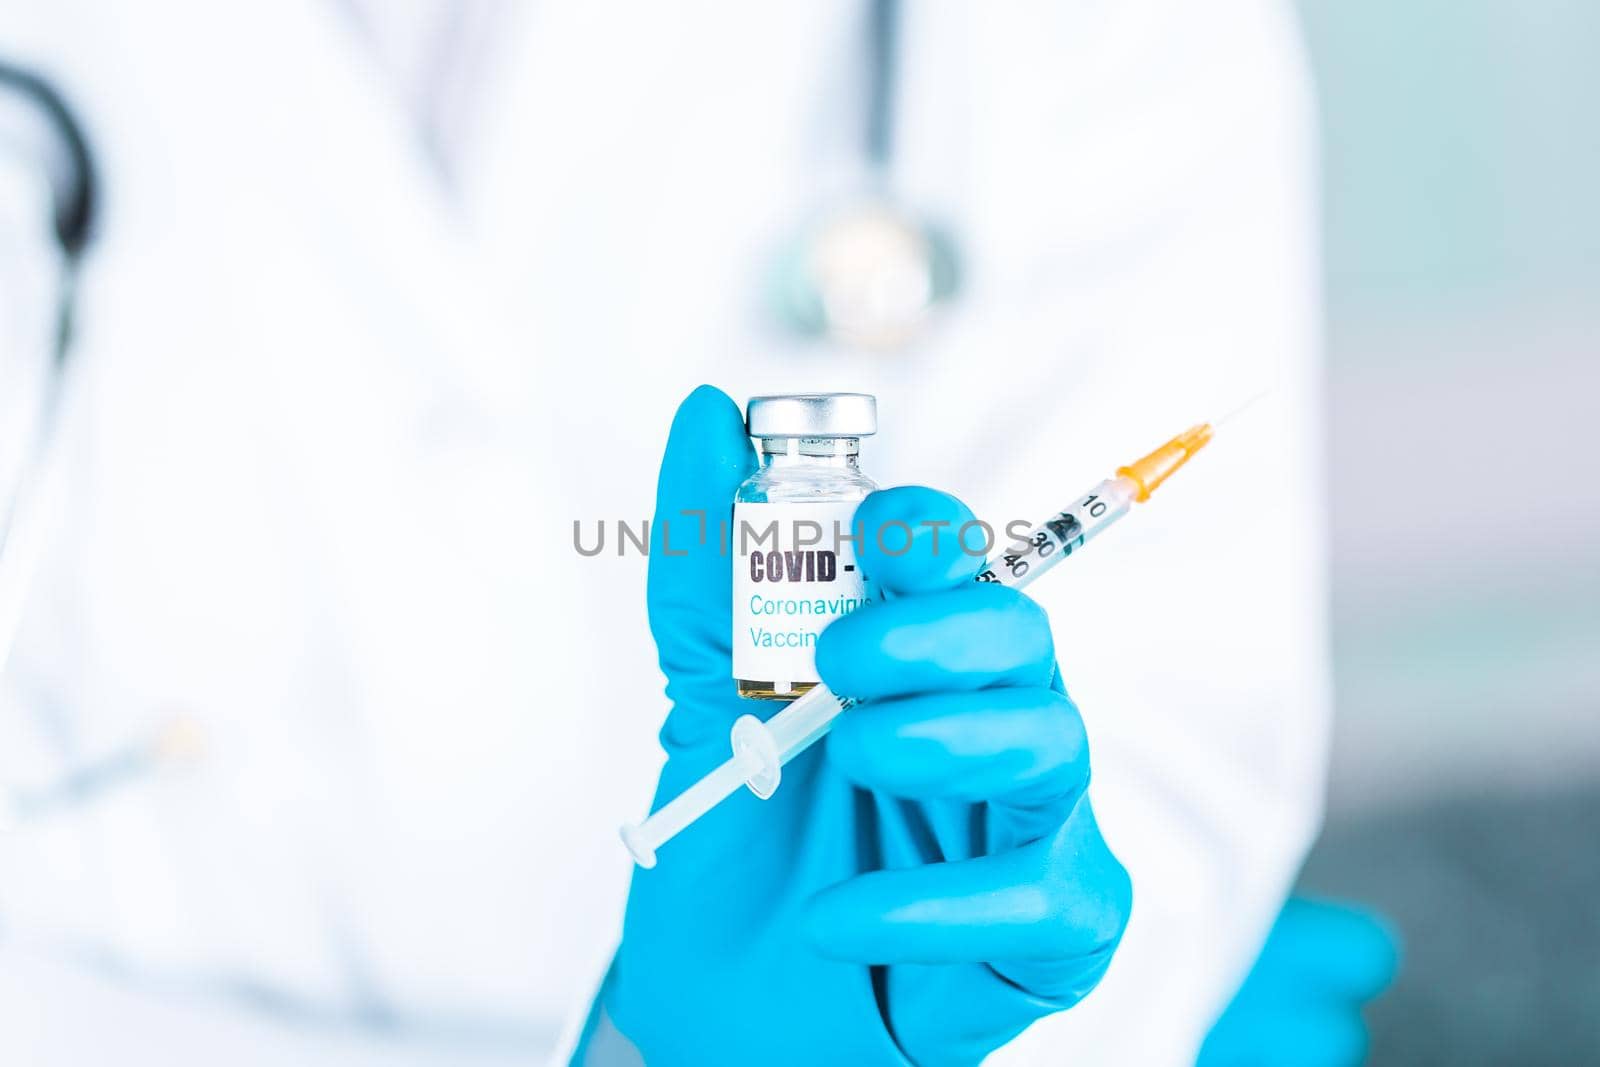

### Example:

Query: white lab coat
xmin=0 ymin=2 xmax=1327 ymax=1064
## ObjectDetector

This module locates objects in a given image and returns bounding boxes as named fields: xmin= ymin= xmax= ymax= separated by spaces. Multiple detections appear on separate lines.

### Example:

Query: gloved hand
xmin=606 ymin=386 xmax=1132 ymax=1066
xmin=1196 ymin=897 xmax=1400 ymax=1067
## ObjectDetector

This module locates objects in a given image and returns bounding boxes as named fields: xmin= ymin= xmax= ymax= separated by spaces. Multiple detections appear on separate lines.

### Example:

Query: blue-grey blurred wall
xmin=1300 ymin=0 xmax=1599 ymax=814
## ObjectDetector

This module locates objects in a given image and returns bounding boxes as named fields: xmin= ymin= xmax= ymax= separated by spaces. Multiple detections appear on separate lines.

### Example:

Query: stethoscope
xmin=0 ymin=61 xmax=95 ymax=673
xmin=773 ymin=0 xmax=960 ymax=350
xmin=0 ymin=61 xmax=146 ymax=831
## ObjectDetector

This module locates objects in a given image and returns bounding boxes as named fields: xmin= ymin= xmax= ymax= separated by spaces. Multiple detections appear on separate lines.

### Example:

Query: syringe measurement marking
xmin=976 ymin=484 xmax=1129 ymax=590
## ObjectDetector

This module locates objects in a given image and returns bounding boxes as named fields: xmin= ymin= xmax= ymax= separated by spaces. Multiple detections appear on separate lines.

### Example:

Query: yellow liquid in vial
xmin=735 ymin=679 xmax=819 ymax=701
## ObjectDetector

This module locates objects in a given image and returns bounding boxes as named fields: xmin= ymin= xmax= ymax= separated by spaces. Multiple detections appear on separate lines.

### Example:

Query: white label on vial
xmin=732 ymin=501 xmax=872 ymax=685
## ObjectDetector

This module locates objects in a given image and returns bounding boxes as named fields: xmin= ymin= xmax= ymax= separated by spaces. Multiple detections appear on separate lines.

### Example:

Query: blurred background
xmin=2 ymin=2 xmax=1595 ymax=1064
xmin=1294 ymin=0 xmax=1598 ymax=1061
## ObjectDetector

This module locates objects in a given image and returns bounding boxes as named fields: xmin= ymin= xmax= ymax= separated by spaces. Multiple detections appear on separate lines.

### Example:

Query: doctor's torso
xmin=1 ymin=2 xmax=1318 ymax=1063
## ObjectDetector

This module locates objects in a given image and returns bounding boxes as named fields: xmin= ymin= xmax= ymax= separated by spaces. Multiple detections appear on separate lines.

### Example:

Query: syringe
xmin=621 ymin=420 xmax=1216 ymax=868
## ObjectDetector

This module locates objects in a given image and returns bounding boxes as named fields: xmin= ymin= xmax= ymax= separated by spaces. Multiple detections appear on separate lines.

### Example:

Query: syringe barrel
xmin=975 ymin=477 xmax=1136 ymax=592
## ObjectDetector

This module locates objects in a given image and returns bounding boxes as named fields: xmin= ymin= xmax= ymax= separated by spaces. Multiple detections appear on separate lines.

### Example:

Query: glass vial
xmin=733 ymin=394 xmax=879 ymax=701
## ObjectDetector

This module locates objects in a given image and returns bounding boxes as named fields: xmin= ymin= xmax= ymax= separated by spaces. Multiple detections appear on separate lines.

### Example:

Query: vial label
xmin=732 ymin=501 xmax=871 ymax=686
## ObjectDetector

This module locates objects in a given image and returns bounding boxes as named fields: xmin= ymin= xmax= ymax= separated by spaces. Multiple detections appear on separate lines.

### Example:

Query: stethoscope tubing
xmin=0 ymin=59 xmax=96 ymax=676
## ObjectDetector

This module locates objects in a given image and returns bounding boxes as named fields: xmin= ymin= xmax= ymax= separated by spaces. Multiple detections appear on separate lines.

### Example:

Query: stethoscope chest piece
xmin=772 ymin=200 xmax=959 ymax=352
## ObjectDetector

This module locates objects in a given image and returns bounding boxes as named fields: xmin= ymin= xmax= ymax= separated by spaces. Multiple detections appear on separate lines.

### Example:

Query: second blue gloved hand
xmin=1196 ymin=897 xmax=1400 ymax=1067
xmin=608 ymin=387 xmax=1132 ymax=1066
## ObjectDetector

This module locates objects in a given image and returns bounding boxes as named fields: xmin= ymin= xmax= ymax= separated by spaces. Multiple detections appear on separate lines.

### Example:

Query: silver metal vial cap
xmin=745 ymin=393 xmax=878 ymax=438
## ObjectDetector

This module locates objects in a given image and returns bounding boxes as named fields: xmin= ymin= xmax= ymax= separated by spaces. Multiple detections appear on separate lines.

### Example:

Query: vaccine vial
xmin=733 ymin=394 xmax=878 ymax=701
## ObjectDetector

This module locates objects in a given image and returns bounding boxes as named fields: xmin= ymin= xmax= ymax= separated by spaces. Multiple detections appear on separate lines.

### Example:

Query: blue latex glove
xmin=607 ymin=386 xmax=1132 ymax=1066
xmin=1196 ymin=897 xmax=1400 ymax=1067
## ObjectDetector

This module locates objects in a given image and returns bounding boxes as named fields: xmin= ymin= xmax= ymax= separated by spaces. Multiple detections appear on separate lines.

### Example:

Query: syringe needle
xmin=1214 ymin=386 xmax=1273 ymax=429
